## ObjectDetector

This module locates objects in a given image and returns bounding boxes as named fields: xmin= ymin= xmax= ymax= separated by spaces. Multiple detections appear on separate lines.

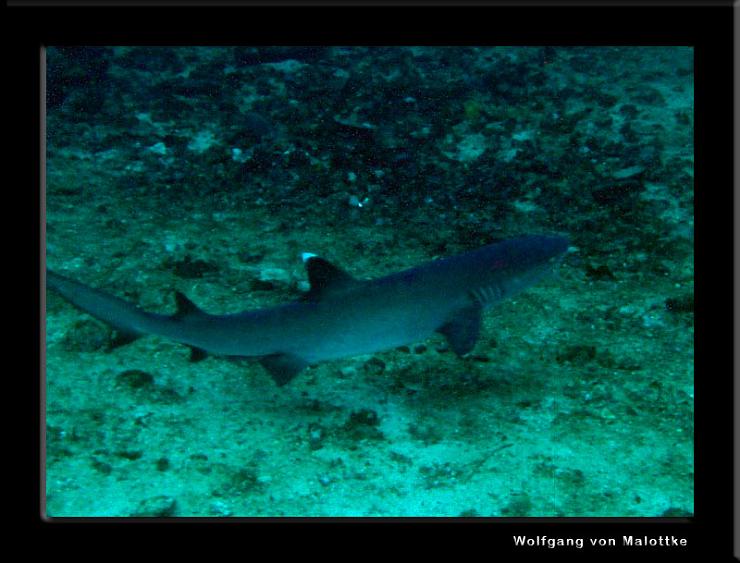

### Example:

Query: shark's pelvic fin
xmin=259 ymin=353 xmax=310 ymax=386
xmin=188 ymin=346 xmax=208 ymax=362
xmin=437 ymin=304 xmax=482 ymax=356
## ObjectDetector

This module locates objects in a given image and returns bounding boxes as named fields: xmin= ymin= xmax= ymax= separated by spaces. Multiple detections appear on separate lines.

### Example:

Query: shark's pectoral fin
xmin=437 ymin=304 xmax=482 ymax=356
xmin=259 ymin=353 xmax=309 ymax=386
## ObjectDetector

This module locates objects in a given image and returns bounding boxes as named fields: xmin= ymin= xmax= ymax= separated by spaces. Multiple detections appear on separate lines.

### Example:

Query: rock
xmin=131 ymin=495 xmax=177 ymax=517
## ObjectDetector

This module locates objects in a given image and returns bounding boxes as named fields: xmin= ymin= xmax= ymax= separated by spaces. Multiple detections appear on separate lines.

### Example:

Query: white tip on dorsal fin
xmin=300 ymin=253 xmax=358 ymax=302
xmin=301 ymin=252 xmax=318 ymax=263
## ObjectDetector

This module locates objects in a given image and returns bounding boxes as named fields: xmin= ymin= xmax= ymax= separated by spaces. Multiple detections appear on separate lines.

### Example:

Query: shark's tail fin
xmin=46 ymin=270 xmax=145 ymax=345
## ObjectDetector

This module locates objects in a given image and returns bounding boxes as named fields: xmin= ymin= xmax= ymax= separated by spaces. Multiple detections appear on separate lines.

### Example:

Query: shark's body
xmin=46 ymin=234 xmax=568 ymax=385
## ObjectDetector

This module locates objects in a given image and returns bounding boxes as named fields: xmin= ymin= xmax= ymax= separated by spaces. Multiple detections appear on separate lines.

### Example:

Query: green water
xmin=45 ymin=46 xmax=693 ymax=517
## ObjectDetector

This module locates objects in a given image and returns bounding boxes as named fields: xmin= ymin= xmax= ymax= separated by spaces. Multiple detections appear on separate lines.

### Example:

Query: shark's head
xmin=511 ymin=234 xmax=569 ymax=268
xmin=482 ymin=234 xmax=569 ymax=272
xmin=469 ymin=234 xmax=569 ymax=306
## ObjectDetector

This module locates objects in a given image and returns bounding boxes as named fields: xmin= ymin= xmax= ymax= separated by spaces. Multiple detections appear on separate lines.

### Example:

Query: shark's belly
xmin=284 ymin=296 xmax=457 ymax=363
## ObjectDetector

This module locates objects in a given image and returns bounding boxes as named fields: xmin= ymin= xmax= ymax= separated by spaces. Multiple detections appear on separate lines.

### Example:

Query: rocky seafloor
xmin=45 ymin=46 xmax=693 ymax=517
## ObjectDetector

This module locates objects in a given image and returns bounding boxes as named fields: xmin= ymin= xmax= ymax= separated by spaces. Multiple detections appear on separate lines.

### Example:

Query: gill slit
xmin=472 ymin=284 xmax=502 ymax=305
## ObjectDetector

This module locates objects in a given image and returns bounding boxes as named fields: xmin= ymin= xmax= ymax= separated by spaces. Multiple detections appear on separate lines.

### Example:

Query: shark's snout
xmin=498 ymin=234 xmax=570 ymax=271
xmin=534 ymin=235 xmax=570 ymax=261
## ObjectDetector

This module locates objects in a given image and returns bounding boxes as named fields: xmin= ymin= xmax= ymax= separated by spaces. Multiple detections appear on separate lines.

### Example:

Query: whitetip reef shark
xmin=46 ymin=234 xmax=568 ymax=386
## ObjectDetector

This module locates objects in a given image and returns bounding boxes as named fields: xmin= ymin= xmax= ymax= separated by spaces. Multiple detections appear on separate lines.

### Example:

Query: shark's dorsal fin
xmin=174 ymin=291 xmax=206 ymax=319
xmin=437 ymin=304 xmax=482 ymax=356
xmin=301 ymin=253 xmax=358 ymax=301
xmin=173 ymin=292 xmax=209 ymax=361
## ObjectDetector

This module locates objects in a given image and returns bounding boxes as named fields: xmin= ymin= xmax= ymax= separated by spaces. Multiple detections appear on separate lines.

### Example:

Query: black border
xmin=13 ymin=1 xmax=733 ymax=559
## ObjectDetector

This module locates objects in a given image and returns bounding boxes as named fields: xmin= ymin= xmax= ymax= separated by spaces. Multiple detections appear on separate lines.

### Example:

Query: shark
xmin=46 ymin=234 xmax=568 ymax=386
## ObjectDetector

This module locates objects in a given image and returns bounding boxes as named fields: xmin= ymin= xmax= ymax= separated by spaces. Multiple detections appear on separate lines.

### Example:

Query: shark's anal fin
xmin=437 ymin=304 xmax=483 ymax=356
xmin=109 ymin=329 xmax=141 ymax=349
xmin=259 ymin=353 xmax=309 ymax=386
